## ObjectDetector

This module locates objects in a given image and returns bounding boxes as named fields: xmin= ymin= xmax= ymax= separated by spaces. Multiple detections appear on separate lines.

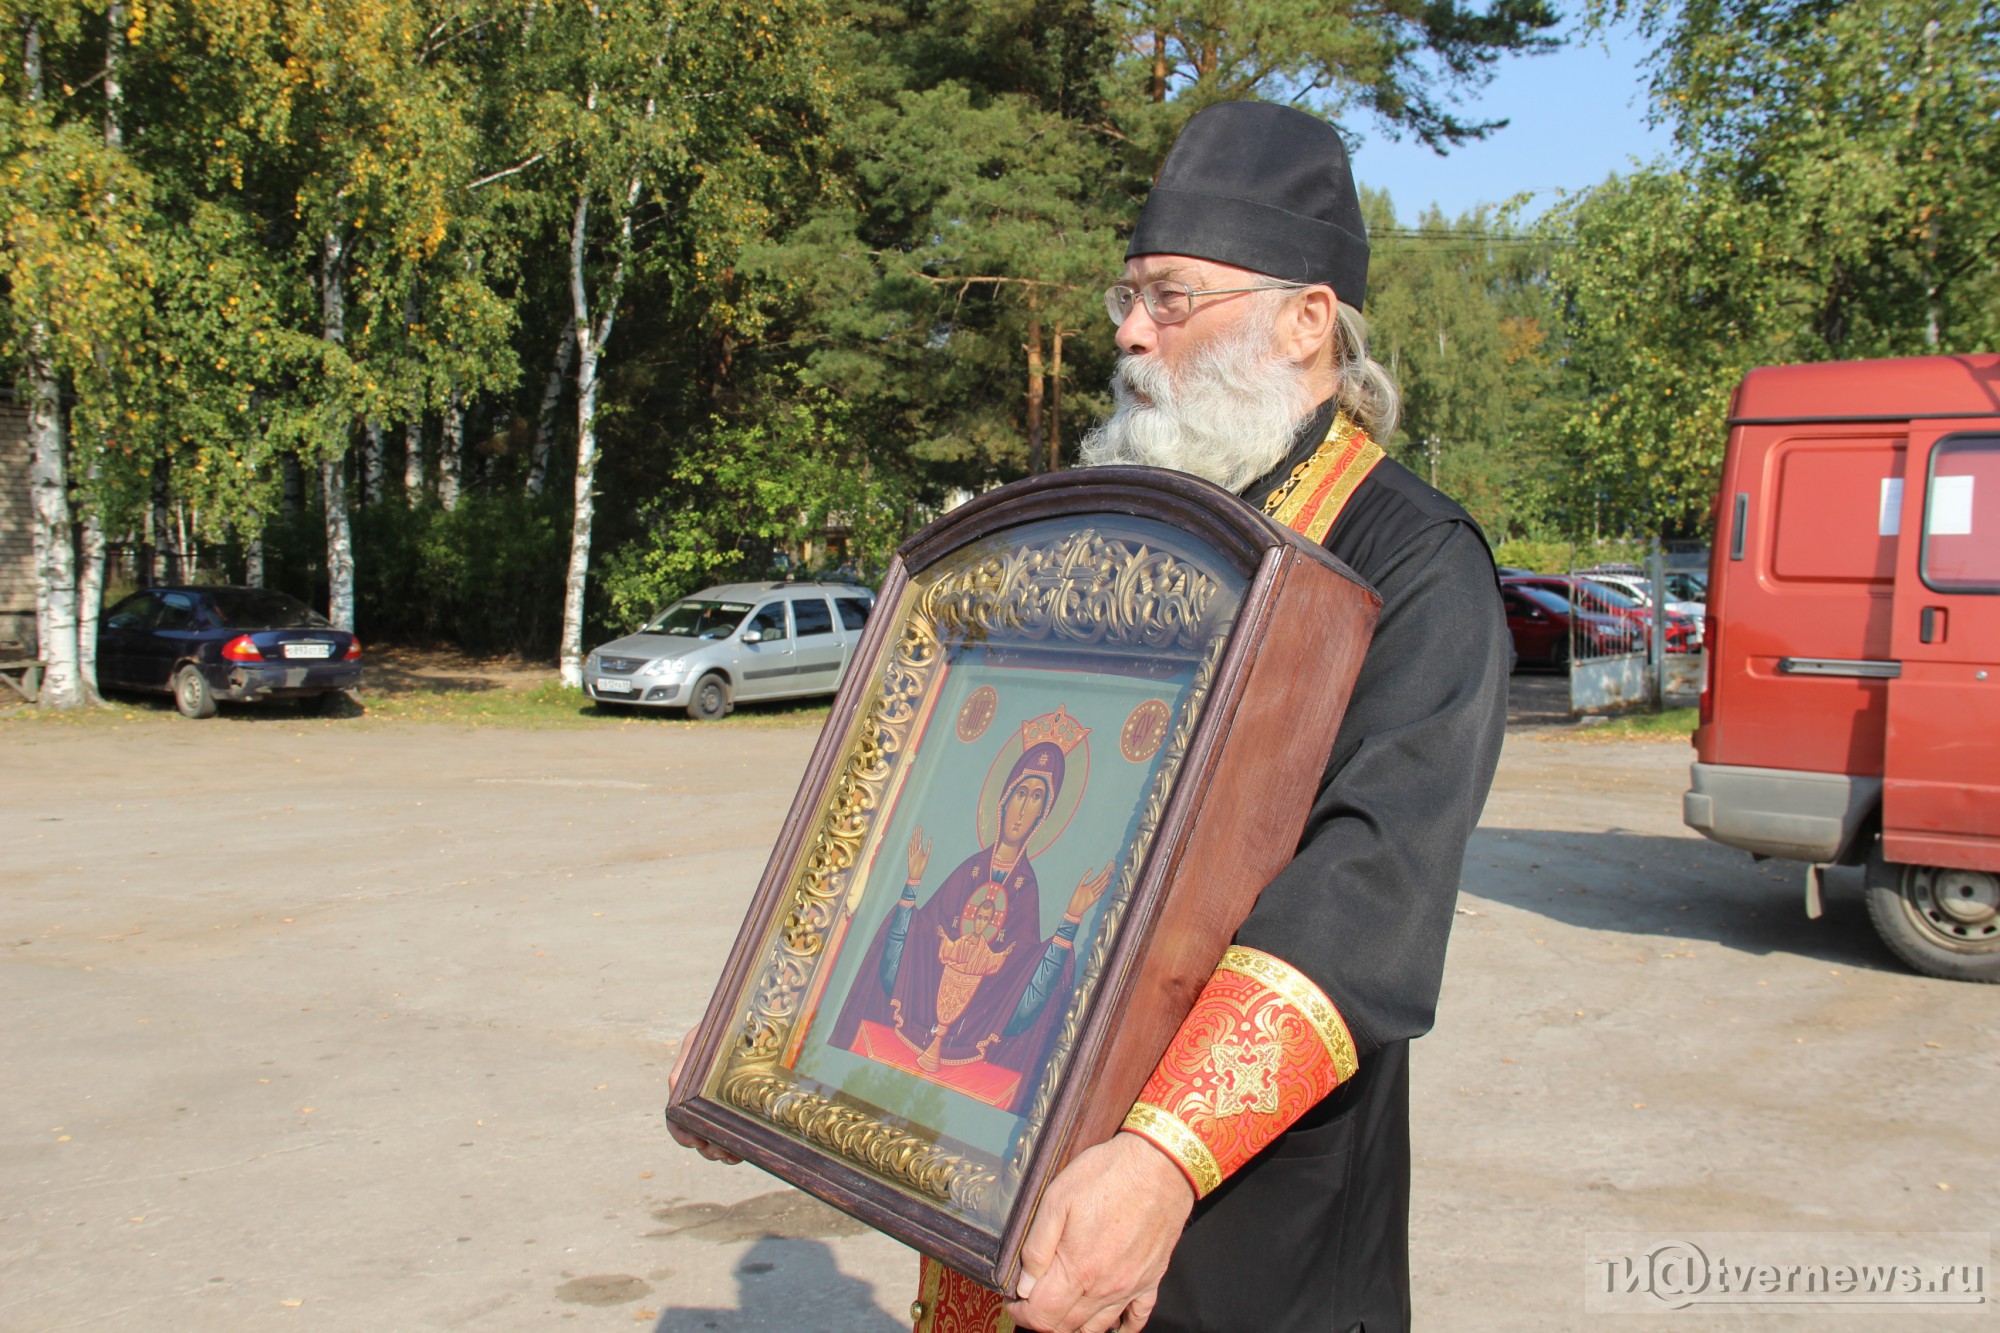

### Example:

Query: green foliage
xmin=597 ymin=394 xmax=903 ymax=630
xmin=1362 ymin=192 xmax=1564 ymax=541
xmin=354 ymin=493 xmax=570 ymax=653
xmin=1490 ymin=536 xmax=1654 ymax=573
xmin=257 ymin=493 xmax=569 ymax=654
xmin=1104 ymin=0 xmax=1561 ymax=149
xmin=6 ymin=0 xmax=1598 ymax=653
xmin=1547 ymin=0 xmax=2000 ymax=537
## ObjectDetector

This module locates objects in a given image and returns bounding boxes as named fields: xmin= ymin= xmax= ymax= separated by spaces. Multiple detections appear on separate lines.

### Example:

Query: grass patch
xmin=355 ymin=681 xmax=831 ymax=730
xmin=1551 ymin=706 xmax=1698 ymax=742
xmin=0 ymin=682 xmax=832 ymax=732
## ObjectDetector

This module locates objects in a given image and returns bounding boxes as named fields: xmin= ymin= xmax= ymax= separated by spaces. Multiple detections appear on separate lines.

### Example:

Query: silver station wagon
xmin=583 ymin=581 xmax=876 ymax=720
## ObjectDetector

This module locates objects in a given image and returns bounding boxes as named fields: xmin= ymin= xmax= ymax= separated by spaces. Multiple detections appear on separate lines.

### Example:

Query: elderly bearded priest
xmin=670 ymin=101 xmax=1509 ymax=1333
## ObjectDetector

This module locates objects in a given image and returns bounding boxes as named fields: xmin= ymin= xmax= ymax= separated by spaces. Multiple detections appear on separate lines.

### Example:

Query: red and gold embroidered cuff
xmin=1120 ymin=945 xmax=1359 ymax=1197
xmin=911 ymin=1255 xmax=1013 ymax=1332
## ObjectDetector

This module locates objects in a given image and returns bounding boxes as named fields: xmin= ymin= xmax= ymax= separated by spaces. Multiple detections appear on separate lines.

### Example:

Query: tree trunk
xmin=438 ymin=389 xmax=464 ymax=509
xmin=321 ymin=229 xmax=355 ymax=628
xmin=104 ymin=0 xmax=125 ymax=149
xmin=245 ymin=534 xmax=265 ymax=588
xmin=24 ymin=16 xmax=43 ymax=104
xmin=77 ymin=475 xmax=106 ymax=701
xmin=1025 ymin=308 xmax=1045 ymax=475
xmin=1049 ymin=327 xmax=1064 ymax=472
xmin=559 ymin=185 xmax=634 ymax=687
xmin=361 ymin=419 xmax=386 ymax=506
xmin=27 ymin=331 xmax=82 ymax=709
xmin=403 ymin=415 xmax=425 ymax=502
xmin=323 ymin=456 xmax=354 ymax=630
xmin=79 ymin=0 xmax=121 ymax=699
xmin=1152 ymin=29 xmax=1167 ymax=101
xmin=526 ymin=324 xmax=575 ymax=498
xmin=148 ymin=461 xmax=171 ymax=583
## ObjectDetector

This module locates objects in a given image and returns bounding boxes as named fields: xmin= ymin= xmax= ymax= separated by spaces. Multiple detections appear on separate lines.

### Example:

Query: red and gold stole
xmin=1260 ymin=409 xmax=1385 ymax=545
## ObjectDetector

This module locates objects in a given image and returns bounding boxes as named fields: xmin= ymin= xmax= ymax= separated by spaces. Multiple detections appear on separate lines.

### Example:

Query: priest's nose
xmin=1116 ymin=303 xmax=1159 ymax=357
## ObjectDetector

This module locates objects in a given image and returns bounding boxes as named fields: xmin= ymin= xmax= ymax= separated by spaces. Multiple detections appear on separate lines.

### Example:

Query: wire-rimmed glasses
xmin=1103 ymin=279 xmax=1307 ymax=326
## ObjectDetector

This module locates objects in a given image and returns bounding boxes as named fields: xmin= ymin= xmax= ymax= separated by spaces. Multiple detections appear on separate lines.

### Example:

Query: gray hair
xmin=1331 ymin=301 xmax=1400 ymax=441
xmin=1249 ymin=288 xmax=1401 ymax=441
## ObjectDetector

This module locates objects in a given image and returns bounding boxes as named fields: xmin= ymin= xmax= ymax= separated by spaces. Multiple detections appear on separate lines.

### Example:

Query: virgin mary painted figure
xmin=829 ymin=707 xmax=1113 ymax=1113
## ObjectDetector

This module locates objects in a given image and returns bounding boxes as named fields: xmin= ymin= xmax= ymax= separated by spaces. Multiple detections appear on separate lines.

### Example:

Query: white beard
xmin=1078 ymin=317 xmax=1317 ymax=494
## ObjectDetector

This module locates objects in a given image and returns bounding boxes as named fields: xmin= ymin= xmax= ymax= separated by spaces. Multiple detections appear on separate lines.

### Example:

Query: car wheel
xmin=1865 ymin=846 xmax=2000 ymax=982
xmin=173 ymin=664 xmax=218 ymax=720
xmin=686 ymin=672 xmax=730 ymax=722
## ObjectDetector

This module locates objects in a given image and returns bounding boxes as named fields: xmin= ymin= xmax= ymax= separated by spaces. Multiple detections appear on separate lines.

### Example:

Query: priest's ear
xmin=1276 ymin=283 xmax=1340 ymax=370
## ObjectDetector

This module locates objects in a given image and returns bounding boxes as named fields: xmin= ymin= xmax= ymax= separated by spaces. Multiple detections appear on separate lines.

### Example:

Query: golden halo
xmin=974 ymin=728 xmax=1089 ymax=861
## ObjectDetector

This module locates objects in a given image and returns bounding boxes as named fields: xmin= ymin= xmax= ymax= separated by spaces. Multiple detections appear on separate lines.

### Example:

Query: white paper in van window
xmin=1930 ymin=474 xmax=1975 ymax=536
xmin=1879 ymin=478 xmax=1903 ymax=536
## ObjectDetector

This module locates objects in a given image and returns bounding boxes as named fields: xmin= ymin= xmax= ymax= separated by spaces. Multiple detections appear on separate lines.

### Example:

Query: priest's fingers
xmin=1007 ymin=1252 xmax=1092 ymax=1333
xmin=1008 ymin=1135 xmax=1192 ymax=1331
xmin=1121 ymin=1292 xmax=1157 ymax=1331
xmin=1076 ymin=1304 xmax=1128 ymax=1333
xmin=1016 ymin=1184 xmax=1080 ymax=1296
xmin=664 ymin=1038 xmax=741 ymax=1165
xmin=664 ymin=1119 xmax=742 ymax=1165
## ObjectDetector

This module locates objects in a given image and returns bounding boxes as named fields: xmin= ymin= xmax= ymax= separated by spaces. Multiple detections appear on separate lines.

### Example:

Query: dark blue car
xmin=97 ymin=586 xmax=362 ymax=718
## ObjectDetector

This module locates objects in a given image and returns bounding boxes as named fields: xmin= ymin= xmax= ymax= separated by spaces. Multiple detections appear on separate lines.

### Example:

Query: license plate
xmin=594 ymin=678 xmax=632 ymax=694
xmin=283 ymin=642 xmax=334 ymax=660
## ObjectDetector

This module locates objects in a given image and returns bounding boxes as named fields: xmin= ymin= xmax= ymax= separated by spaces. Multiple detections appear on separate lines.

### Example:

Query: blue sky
xmin=1348 ymin=21 xmax=1678 ymax=224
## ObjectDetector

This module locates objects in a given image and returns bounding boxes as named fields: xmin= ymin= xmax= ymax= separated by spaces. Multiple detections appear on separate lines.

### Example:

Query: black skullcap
xmin=1127 ymin=101 xmax=1368 ymax=308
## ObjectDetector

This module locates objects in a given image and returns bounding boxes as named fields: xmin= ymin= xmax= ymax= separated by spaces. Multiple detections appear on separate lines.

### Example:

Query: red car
xmin=1503 ymin=575 xmax=1698 ymax=653
xmin=1500 ymin=583 xmax=1643 ymax=666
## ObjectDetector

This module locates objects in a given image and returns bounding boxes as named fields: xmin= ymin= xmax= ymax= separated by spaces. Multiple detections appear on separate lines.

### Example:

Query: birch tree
xmin=3 ymin=4 xmax=156 ymax=707
xmin=489 ymin=0 xmax=834 ymax=685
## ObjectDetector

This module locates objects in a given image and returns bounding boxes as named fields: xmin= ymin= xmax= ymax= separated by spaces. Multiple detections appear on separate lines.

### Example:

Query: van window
xmin=793 ymin=596 xmax=833 ymax=637
xmin=1922 ymin=435 xmax=2000 ymax=592
xmin=1771 ymin=441 xmax=1901 ymax=583
xmin=836 ymin=597 xmax=871 ymax=632
xmin=748 ymin=603 xmax=789 ymax=641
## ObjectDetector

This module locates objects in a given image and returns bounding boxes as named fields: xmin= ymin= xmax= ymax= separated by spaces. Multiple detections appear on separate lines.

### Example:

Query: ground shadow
xmin=653 ymin=1236 xmax=902 ymax=1333
xmin=585 ymin=697 xmax=833 ymax=726
xmin=1505 ymin=671 xmax=1698 ymax=730
xmin=1465 ymin=825 xmax=1904 ymax=975
xmin=95 ymin=685 xmax=363 ymax=722
xmin=1505 ymin=671 xmax=1570 ymax=728
xmin=358 ymin=662 xmax=508 ymax=694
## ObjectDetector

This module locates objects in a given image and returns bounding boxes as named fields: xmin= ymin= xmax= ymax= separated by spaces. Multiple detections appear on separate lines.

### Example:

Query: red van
xmin=1684 ymin=353 xmax=2000 ymax=981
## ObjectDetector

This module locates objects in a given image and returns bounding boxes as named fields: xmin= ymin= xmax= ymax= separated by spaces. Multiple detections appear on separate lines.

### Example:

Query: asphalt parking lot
xmin=2 ymin=689 xmax=1993 ymax=1330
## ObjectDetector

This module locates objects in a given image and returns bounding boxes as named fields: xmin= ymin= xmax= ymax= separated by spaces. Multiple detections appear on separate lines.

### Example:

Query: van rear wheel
xmin=1865 ymin=848 xmax=2000 ymax=983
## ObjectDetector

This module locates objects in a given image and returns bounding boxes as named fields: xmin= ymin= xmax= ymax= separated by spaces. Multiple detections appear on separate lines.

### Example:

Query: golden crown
xmin=1020 ymin=705 xmax=1090 ymax=756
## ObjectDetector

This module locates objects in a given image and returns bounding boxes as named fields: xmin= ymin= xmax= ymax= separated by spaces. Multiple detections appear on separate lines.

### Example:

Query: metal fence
xmin=1568 ymin=547 xmax=1705 ymax=715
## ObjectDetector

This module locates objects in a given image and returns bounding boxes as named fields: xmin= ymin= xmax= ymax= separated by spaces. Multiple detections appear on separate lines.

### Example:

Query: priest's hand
xmin=906 ymin=827 xmax=933 ymax=884
xmin=664 ymin=1038 xmax=741 ymax=1165
xmin=1004 ymin=1132 xmax=1194 ymax=1333
xmin=1063 ymin=861 xmax=1115 ymax=920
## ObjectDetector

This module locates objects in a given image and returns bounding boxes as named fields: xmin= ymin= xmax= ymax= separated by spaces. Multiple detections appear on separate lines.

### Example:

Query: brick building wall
xmin=0 ymin=399 xmax=34 ymax=649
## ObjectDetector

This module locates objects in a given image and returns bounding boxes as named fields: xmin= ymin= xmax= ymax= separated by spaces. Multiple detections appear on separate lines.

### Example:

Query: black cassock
xmin=1150 ymin=399 xmax=1509 ymax=1333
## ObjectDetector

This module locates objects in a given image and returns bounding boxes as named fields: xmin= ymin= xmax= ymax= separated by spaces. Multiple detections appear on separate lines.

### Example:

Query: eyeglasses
xmin=1103 ymin=279 xmax=1307 ymax=326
